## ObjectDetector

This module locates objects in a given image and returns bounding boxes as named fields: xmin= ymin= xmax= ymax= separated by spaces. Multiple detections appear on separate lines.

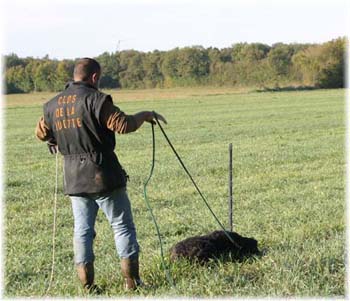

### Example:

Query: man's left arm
xmin=35 ymin=116 xmax=53 ymax=141
xmin=35 ymin=117 xmax=57 ymax=153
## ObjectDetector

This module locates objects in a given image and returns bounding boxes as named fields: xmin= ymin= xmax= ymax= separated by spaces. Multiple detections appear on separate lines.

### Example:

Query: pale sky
xmin=1 ymin=0 xmax=349 ymax=59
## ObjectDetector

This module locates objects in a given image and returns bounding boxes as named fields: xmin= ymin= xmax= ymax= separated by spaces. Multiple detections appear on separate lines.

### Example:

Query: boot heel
xmin=121 ymin=257 xmax=143 ymax=291
xmin=76 ymin=262 xmax=94 ymax=290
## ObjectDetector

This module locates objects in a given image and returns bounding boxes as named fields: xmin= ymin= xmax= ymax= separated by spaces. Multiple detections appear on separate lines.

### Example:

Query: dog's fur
xmin=169 ymin=230 xmax=259 ymax=263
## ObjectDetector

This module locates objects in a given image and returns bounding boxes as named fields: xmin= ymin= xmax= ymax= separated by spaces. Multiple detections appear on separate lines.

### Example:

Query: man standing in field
xmin=35 ymin=58 xmax=166 ymax=291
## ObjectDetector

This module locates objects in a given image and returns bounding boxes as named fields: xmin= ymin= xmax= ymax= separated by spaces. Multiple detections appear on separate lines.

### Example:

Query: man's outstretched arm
xmin=101 ymin=101 xmax=167 ymax=134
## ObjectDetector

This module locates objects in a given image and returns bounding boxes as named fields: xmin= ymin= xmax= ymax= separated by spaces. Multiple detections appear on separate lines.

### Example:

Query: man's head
xmin=73 ymin=58 xmax=101 ymax=88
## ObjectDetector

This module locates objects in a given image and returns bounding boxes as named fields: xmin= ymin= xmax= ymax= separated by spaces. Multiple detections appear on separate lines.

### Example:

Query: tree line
xmin=3 ymin=37 xmax=346 ymax=94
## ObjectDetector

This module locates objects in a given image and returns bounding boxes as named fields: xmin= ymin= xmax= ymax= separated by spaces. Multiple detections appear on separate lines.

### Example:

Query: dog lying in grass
xmin=169 ymin=230 xmax=260 ymax=263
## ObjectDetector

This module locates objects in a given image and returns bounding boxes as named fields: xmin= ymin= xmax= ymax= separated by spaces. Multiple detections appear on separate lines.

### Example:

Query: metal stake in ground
xmin=228 ymin=143 xmax=233 ymax=232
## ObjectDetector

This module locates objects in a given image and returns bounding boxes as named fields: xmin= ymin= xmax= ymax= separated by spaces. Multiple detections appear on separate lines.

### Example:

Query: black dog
xmin=169 ymin=230 xmax=259 ymax=263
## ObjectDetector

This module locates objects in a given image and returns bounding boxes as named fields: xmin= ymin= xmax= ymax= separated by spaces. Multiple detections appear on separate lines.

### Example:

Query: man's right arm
xmin=100 ymin=101 xmax=166 ymax=134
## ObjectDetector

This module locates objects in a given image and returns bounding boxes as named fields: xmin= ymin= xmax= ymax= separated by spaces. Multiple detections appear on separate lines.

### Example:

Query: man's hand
xmin=47 ymin=142 xmax=58 ymax=154
xmin=148 ymin=111 xmax=167 ymax=125
xmin=133 ymin=111 xmax=167 ymax=130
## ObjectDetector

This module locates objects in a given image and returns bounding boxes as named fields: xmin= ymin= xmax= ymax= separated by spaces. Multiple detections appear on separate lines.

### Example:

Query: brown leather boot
xmin=120 ymin=257 xmax=143 ymax=290
xmin=76 ymin=262 xmax=94 ymax=290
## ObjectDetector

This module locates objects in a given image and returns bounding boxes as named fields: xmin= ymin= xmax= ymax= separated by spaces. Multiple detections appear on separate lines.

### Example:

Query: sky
xmin=1 ymin=0 xmax=349 ymax=59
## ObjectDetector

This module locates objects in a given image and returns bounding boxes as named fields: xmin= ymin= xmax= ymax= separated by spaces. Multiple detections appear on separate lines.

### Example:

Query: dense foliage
xmin=3 ymin=37 xmax=346 ymax=94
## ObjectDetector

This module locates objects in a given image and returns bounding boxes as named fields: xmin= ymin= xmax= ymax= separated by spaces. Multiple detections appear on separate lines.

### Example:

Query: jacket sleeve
xmin=99 ymin=98 xmax=137 ymax=134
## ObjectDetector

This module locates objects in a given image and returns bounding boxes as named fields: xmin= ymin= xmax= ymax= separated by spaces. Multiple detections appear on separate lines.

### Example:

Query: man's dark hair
xmin=73 ymin=58 xmax=101 ymax=81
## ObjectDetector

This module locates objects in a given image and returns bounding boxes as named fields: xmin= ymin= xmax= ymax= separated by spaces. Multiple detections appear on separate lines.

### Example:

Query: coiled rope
xmin=143 ymin=122 xmax=176 ymax=288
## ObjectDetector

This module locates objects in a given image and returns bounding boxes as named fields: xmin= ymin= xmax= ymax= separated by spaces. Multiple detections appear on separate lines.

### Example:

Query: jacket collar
xmin=65 ymin=81 xmax=98 ymax=90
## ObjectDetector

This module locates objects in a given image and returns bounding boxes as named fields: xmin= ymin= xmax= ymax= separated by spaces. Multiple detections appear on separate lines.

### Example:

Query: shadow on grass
xmin=6 ymin=180 xmax=30 ymax=188
xmin=255 ymin=85 xmax=317 ymax=93
xmin=169 ymin=247 xmax=265 ymax=268
xmin=208 ymin=248 xmax=265 ymax=266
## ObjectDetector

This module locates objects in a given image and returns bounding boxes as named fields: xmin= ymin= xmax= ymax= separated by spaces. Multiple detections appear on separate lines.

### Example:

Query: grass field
xmin=4 ymin=87 xmax=346 ymax=298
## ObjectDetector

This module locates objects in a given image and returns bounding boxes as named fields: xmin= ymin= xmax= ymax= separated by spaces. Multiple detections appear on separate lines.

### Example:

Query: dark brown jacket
xmin=36 ymin=81 xmax=137 ymax=195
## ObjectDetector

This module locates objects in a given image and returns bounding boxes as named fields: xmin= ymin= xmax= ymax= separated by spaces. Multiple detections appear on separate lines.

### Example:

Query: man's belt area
xmin=64 ymin=151 xmax=103 ymax=164
xmin=62 ymin=151 xmax=128 ymax=195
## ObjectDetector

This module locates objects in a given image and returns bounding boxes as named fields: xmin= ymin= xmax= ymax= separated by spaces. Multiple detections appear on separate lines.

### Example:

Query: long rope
xmin=143 ymin=123 xmax=175 ymax=288
xmin=152 ymin=112 xmax=242 ymax=250
xmin=45 ymin=151 xmax=59 ymax=295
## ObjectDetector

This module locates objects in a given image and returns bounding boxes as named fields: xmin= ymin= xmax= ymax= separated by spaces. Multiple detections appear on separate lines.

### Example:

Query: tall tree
xmin=268 ymin=44 xmax=295 ymax=77
xmin=143 ymin=50 xmax=164 ymax=88
xmin=292 ymin=37 xmax=345 ymax=87
xmin=34 ymin=60 xmax=57 ymax=91
xmin=119 ymin=50 xmax=145 ymax=88
xmin=5 ymin=53 xmax=26 ymax=69
xmin=96 ymin=52 xmax=120 ymax=88
xmin=55 ymin=60 xmax=74 ymax=91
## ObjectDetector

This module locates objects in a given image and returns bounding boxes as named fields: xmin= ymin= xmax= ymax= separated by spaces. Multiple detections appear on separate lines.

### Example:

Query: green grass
xmin=4 ymin=88 xmax=345 ymax=297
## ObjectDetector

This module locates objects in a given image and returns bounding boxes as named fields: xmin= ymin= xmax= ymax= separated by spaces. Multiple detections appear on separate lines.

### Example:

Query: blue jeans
xmin=70 ymin=187 xmax=139 ymax=264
